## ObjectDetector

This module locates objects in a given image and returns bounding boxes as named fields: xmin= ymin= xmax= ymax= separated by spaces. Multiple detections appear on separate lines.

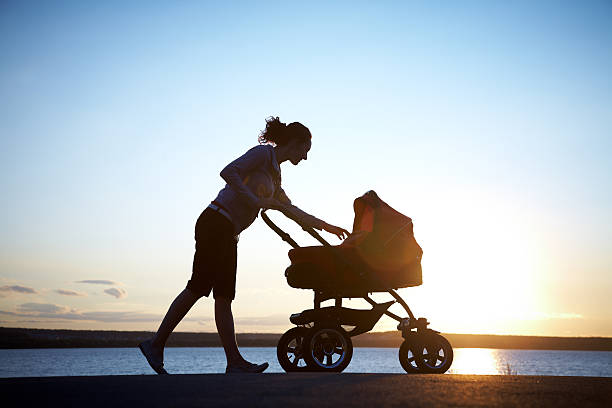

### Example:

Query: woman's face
xmin=289 ymin=138 xmax=311 ymax=165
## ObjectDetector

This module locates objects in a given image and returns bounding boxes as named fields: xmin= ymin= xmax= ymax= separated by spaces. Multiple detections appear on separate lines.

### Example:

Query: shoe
xmin=225 ymin=362 xmax=269 ymax=374
xmin=138 ymin=340 xmax=169 ymax=375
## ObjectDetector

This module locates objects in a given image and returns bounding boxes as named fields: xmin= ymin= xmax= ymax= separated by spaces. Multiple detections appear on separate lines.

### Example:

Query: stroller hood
xmin=350 ymin=190 xmax=423 ymax=275
xmin=353 ymin=190 xmax=413 ymax=238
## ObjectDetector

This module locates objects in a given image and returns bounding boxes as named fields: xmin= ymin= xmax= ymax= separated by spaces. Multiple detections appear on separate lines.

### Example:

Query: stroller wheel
xmin=414 ymin=333 xmax=453 ymax=374
xmin=303 ymin=326 xmax=353 ymax=372
xmin=277 ymin=327 xmax=311 ymax=372
xmin=398 ymin=337 xmax=423 ymax=374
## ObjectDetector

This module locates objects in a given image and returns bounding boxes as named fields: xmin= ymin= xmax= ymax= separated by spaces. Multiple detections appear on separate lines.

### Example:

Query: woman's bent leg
xmin=214 ymin=296 xmax=246 ymax=366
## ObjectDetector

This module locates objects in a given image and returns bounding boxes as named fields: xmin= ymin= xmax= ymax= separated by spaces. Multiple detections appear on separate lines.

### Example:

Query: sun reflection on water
xmin=447 ymin=348 xmax=506 ymax=375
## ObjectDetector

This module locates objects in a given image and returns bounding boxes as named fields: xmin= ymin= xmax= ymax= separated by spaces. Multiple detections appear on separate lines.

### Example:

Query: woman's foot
xmin=138 ymin=339 xmax=169 ymax=375
xmin=225 ymin=361 xmax=269 ymax=374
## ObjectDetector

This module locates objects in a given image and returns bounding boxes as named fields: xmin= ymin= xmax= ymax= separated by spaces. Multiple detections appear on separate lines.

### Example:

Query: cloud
xmin=196 ymin=318 xmax=214 ymax=325
xmin=0 ymin=285 xmax=38 ymax=295
xmin=0 ymin=305 xmax=289 ymax=327
xmin=18 ymin=303 xmax=68 ymax=314
xmin=0 ymin=304 xmax=160 ymax=322
xmin=535 ymin=312 xmax=583 ymax=320
xmin=76 ymin=280 xmax=119 ymax=285
xmin=188 ymin=315 xmax=288 ymax=326
xmin=55 ymin=289 xmax=86 ymax=297
xmin=77 ymin=311 xmax=158 ymax=322
xmin=235 ymin=314 xmax=289 ymax=326
xmin=104 ymin=288 xmax=127 ymax=299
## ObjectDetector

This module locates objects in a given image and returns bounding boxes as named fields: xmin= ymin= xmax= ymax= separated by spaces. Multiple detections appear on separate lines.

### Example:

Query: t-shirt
xmin=213 ymin=144 xmax=323 ymax=234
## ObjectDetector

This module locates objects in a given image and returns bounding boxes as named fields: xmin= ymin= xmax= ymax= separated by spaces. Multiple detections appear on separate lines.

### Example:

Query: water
xmin=1 ymin=347 xmax=610 ymax=378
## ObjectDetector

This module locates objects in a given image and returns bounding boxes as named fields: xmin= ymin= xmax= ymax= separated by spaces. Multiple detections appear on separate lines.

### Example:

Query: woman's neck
xmin=273 ymin=145 xmax=291 ymax=165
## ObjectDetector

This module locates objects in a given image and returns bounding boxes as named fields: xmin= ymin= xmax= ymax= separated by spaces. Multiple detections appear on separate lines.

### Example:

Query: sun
xmin=392 ymin=188 xmax=542 ymax=335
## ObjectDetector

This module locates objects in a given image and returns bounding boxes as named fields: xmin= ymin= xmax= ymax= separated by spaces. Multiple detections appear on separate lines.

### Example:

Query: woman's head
xmin=259 ymin=116 xmax=312 ymax=165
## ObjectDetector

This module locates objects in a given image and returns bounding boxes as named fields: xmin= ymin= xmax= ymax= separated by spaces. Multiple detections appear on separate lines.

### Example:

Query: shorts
xmin=186 ymin=207 xmax=238 ymax=300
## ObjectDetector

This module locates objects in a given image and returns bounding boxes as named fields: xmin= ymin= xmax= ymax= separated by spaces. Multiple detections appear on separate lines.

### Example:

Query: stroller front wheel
xmin=414 ymin=333 xmax=453 ymax=374
xmin=303 ymin=326 xmax=353 ymax=372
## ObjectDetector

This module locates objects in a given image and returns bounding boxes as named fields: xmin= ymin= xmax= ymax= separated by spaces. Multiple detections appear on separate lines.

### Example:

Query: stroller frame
xmin=262 ymin=209 xmax=453 ymax=373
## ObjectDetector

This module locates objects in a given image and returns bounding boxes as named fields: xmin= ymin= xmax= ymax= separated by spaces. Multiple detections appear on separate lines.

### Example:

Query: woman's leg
xmin=214 ymin=296 xmax=247 ymax=366
xmin=150 ymin=288 xmax=201 ymax=358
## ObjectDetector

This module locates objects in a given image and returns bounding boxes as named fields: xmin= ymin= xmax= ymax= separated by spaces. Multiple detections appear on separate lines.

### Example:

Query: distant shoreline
xmin=2 ymin=327 xmax=611 ymax=351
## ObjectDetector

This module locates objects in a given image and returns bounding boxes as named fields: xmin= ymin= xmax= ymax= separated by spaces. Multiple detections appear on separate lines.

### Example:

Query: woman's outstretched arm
xmin=271 ymin=187 xmax=349 ymax=240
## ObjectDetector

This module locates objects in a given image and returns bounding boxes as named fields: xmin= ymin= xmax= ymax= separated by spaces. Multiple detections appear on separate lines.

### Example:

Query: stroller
xmin=261 ymin=190 xmax=453 ymax=373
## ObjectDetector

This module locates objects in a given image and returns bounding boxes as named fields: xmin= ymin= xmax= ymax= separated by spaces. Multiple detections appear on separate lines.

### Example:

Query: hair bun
xmin=258 ymin=116 xmax=311 ymax=146
xmin=258 ymin=116 xmax=288 ymax=145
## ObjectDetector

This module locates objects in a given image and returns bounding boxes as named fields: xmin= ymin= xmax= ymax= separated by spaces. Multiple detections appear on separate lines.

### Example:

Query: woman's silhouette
xmin=139 ymin=117 xmax=349 ymax=373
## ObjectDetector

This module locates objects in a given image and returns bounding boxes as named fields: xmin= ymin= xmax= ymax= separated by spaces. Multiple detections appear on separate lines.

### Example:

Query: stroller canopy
xmin=350 ymin=190 xmax=423 ymax=273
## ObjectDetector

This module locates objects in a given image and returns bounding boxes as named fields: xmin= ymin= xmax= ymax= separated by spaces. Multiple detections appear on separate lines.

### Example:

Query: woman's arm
xmin=220 ymin=146 xmax=268 ymax=207
xmin=274 ymin=187 xmax=349 ymax=239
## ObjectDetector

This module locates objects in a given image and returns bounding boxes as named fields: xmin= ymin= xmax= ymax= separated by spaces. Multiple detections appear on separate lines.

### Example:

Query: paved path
xmin=2 ymin=373 xmax=611 ymax=407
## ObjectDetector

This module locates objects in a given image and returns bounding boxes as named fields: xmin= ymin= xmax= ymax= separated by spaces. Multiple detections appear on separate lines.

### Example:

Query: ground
xmin=2 ymin=373 xmax=610 ymax=407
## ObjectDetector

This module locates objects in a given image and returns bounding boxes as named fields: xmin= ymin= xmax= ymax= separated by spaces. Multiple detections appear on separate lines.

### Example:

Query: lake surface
xmin=1 ymin=347 xmax=611 ymax=378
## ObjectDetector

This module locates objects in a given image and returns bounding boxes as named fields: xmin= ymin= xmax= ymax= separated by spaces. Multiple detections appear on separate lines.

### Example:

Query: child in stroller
xmin=262 ymin=190 xmax=453 ymax=373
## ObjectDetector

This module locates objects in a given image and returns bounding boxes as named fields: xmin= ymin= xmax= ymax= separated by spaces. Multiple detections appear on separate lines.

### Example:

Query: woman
xmin=139 ymin=117 xmax=349 ymax=374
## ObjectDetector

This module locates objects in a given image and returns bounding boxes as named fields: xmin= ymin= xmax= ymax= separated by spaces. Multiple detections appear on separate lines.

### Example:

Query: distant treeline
xmin=1 ymin=327 xmax=611 ymax=351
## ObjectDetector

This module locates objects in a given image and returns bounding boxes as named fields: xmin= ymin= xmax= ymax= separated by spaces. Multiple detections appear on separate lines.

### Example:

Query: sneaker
xmin=225 ymin=362 xmax=269 ymax=374
xmin=138 ymin=339 xmax=169 ymax=375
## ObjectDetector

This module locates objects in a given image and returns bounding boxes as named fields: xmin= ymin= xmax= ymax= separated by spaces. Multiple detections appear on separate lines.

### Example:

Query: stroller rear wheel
xmin=277 ymin=327 xmax=311 ymax=372
xmin=414 ymin=333 xmax=453 ymax=374
xmin=398 ymin=336 xmax=423 ymax=374
xmin=303 ymin=326 xmax=353 ymax=372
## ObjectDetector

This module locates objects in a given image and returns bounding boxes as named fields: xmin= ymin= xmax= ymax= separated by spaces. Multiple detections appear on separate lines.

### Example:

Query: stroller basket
xmin=286 ymin=190 xmax=423 ymax=292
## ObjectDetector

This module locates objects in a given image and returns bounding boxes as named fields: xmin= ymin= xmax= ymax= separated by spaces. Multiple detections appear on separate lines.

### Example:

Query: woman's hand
xmin=259 ymin=197 xmax=285 ymax=211
xmin=341 ymin=230 xmax=368 ymax=247
xmin=321 ymin=222 xmax=350 ymax=240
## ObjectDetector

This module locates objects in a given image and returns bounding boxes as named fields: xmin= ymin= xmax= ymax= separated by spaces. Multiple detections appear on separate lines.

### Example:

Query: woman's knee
xmin=184 ymin=287 xmax=206 ymax=301
xmin=214 ymin=296 xmax=233 ymax=309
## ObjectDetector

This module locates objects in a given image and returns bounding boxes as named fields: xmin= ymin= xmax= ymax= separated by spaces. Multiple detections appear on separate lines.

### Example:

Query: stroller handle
xmin=260 ymin=209 xmax=332 ymax=248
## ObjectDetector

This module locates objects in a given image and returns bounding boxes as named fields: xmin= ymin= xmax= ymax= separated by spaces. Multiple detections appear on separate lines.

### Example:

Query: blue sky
xmin=1 ymin=0 xmax=611 ymax=336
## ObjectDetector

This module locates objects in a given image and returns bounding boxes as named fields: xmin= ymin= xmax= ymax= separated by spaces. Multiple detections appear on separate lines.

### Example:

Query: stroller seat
xmin=285 ymin=191 xmax=423 ymax=294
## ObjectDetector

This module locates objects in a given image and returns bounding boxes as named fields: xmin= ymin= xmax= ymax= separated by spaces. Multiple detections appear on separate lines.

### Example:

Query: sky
xmin=1 ymin=0 xmax=611 ymax=337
